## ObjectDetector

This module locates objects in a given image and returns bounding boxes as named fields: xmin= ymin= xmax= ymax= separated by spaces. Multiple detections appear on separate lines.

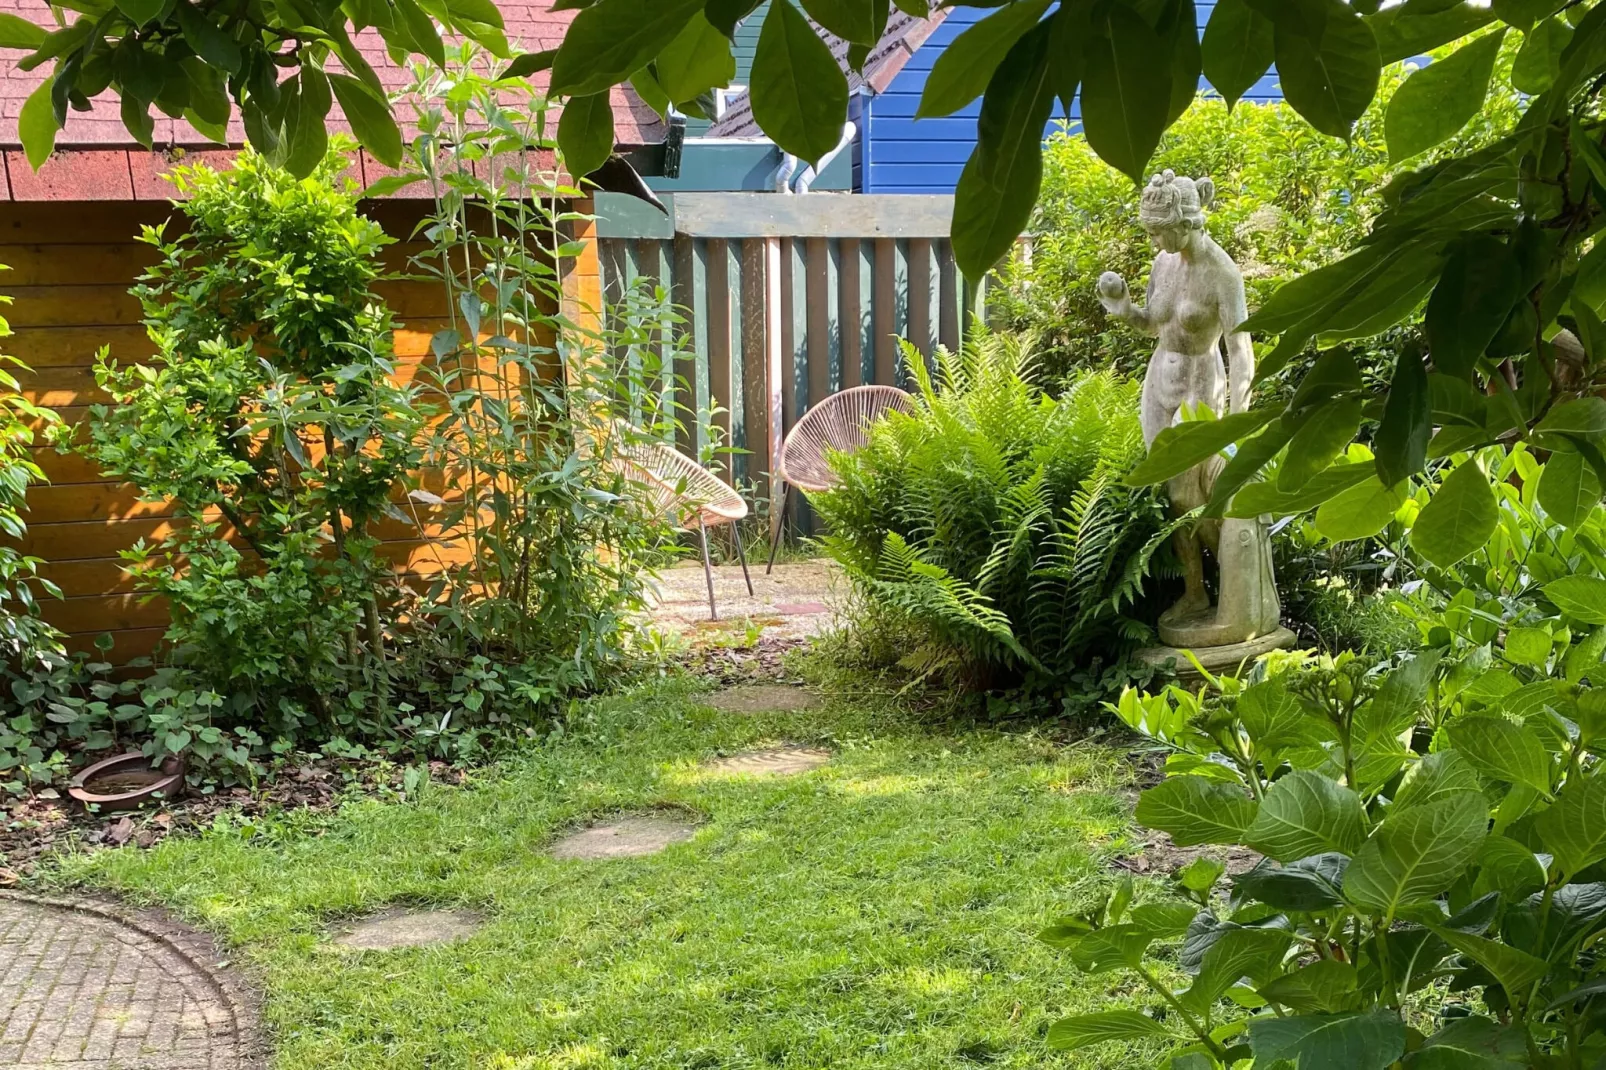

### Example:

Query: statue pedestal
xmin=1136 ymin=626 xmax=1298 ymax=687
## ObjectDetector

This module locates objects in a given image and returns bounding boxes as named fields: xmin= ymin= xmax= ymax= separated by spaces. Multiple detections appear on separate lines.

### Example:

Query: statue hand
xmin=1097 ymin=271 xmax=1129 ymax=311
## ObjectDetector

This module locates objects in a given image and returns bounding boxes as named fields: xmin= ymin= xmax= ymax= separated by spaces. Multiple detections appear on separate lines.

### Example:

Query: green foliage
xmin=810 ymin=331 xmax=1174 ymax=692
xmin=994 ymin=66 xmax=1521 ymax=388
xmin=1055 ymin=632 xmax=1606 ymax=1068
xmin=81 ymin=143 xmax=425 ymax=743
xmin=0 ymin=350 xmax=61 ymax=667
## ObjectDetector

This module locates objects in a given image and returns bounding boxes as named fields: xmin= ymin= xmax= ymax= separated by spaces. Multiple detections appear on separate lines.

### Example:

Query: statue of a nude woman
xmin=1097 ymin=170 xmax=1281 ymax=649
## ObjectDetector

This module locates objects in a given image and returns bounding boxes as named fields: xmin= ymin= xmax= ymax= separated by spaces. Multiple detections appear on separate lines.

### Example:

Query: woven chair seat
xmin=617 ymin=430 xmax=748 ymax=529
xmin=778 ymin=385 xmax=914 ymax=493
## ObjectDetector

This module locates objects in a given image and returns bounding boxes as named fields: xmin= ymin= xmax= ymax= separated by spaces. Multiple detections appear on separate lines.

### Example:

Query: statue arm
xmin=1097 ymin=272 xmax=1158 ymax=335
xmin=1222 ymin=271 xmax=1253 ymax=413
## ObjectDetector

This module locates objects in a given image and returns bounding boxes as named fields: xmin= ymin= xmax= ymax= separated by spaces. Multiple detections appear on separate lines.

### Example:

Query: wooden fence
xmin=590 ymin=191 xmax=978 ymax=529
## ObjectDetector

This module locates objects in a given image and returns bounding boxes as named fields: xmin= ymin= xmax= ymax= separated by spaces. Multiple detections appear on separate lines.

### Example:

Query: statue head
xmin=1139 ymin=170 xmax=1215 ymax=253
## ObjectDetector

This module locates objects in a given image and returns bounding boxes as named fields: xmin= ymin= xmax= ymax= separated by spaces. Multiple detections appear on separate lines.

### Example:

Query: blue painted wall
xmin=858 ymin=1 xmax=1285 ymax=194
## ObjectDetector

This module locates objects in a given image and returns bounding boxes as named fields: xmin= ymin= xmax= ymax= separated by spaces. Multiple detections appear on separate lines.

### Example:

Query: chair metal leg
xmin=697 ymin=518 xmax=718 ymax=621
xmin=766 ymin=482 xmax=788 ymax=575
xmin=733 ymin=523 xmax=754 ymax=596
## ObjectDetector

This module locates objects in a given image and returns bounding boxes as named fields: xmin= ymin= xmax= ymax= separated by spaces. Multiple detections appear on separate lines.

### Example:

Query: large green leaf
xmin=1535 ymin=775 xmax=1606 ymax=877
xmin=1545 ymin=576 xmax=1606 ymax=625
xmin=1427 ymin=925 xmax=1549 ymax=1000
xmin=18 ymin=76 xmax=57 ymax=171
xmin=1410 ymin=460 xmax=1497 ymax=568
xmin=799 ymin=0 xmax=879 ymax=46
xmin=1182 ymin=926 xmax=1294 ymax=1012
xmin=1536 ymin=396 xmax=1606 ymax=435
xmin=1342 ymin=793 xmax=1488 ymax=918
xmin=1247 ymin=1010 xmax=1406 ymax=1070
xmin=1409 ymin=1016 xmax=1526 ymax=1070
xmin=1202 ymin=0 xmax=1274 ymax=109
xmin=707 ymin=0 xmax=765 ymax=37
xmin=1125 ymin=408 xmax=1280 ymax=487
xmin=1315 ymin=475 xmax=1404 ymax=543
xmin=1493 ymin=0 xmax=1566 ymax=31
xmin=1385 ymin=30 xmax=1506 ymax=162
xmin=916 ymin=0 xmax=1051 ymax=118
xmin=1244 ymin=770 xmax=1367 ymax=862
xmin=1424 ymin=234 xmax=1525 ymax=379
xmin=327 ymin=73 xmax=402 ymax=168
xmin=1280 ymin=397 xmax=1363 ymax=491
xmin=557 ymin=92 xmax=615 ymax=180
xmin=1470 ymin=834 xmax=1546 ymax=899
xmin=550 ymin=0 xmax=705 ymax=97
xmin=1135 ymin=776 xmax=1259 ymax=847
xmin=1069 ymin=923 xmax=1157 ymax=973
xmin=950 ymin=22 xmax=1055 ymax=280
xmin=1512 ymin=16 xmax=1571 ymax=93
xmin=1157 ymin=0 xmax=1203 ymax=125
xmin=656 ymin=12 xmax=736 ymax=103
xmin=1537 ymin=448 xmax=1601 ymax=529
xmin=1228 ymin=459 xmax=1378 ymax=519
xmin=1375 ymin=346 xmax=1430 ymax=489
xmin=1275 ymin=0 xmax=1382 ymax=138
xmin=1081 ymin=3 xmax=1173 ymax=183
xmin=1446 ymin=716 xmax=1553 ymax=795
xmin=1369 ymin=2 xmax=1497 ymax=63
xmin=1234 ymin=854 xmax=1349 ymax=913
xmin=283 ymin=67 xmax=332 ymax=179
xmin=1257 ymin=959 xmax=1360 ymax=1014
xmin=750 ymin=0 xmax=851 ymax=164
xmin=1046 ymin=1010 xmax=1176 ymax=1051
xmin=0 ymin=12 xmax=46 ymax=50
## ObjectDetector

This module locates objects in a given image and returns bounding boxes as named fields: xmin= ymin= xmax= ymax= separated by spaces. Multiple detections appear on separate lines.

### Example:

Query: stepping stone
xmin=549 ymin=813 xmax=700 ymax=860
xmin=705 ymin=684 xmax=822 ymax=714
xmin=704 ymin=746 xmax=832 ymax=777
xmin=334 ymin=908 xmax=483 ymax=950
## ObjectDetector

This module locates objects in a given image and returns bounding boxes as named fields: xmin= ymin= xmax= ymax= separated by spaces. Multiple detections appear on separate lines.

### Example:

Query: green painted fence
xmin=594 ymin=190 xmax=981 ymax=535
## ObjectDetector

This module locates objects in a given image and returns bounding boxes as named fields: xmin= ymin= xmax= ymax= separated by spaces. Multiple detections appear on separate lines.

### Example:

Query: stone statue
xmin=1097 ymin=170 xmax=1286 ymax=655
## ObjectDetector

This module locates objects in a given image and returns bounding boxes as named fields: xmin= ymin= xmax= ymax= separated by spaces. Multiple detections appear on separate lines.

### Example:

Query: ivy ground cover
xmin=50 ymin=676 xmax=1148 ymax=1069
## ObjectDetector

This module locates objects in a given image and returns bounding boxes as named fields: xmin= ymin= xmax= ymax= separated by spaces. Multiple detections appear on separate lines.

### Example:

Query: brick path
xmin=0 ymin=894 xmax=257 ymax=1069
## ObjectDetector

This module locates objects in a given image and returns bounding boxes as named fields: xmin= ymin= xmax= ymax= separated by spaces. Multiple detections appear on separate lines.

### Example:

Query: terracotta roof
xmin=706 ymin=8 xmax=947 ymax=139
xmin=0 ymin=0 xmax=664 ymax=198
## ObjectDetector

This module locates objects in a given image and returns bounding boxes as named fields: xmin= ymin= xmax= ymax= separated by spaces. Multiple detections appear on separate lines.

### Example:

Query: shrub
xmin=810 ymin=331 xmax=1176 ymax=693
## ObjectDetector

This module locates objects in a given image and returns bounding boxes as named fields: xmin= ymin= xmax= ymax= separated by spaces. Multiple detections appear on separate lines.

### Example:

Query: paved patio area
xmin=0 ymin=893 xmax=258 ymax=1069
xmin=645 ymin=559 xmax=841 ymax=642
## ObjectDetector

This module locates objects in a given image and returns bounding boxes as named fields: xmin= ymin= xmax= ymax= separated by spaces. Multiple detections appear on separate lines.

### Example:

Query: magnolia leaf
xmin=1369 ymin=2 xmax=1498 ymax=64
xmin=1201 ymin=0 xmax=1274 ymax=109
xmin=1046 ymin=1011 xmax=1176 ymax=1051
xmin=328 ymin=73 xmax=402 ymax=168
xmin=950 ymin=23 xmax=1055 ymax=280
xmin=1135 ymin=776 xmax=1258 ymax=847
xmin=1537 ymin=448 xmax=1601 ymax=529
xmin=1244 ymin=770 xmax=1367 ymax=863
xmin=1446 ymin=716 xmax=1553 ymax=795
xmin=1228 ymin=459 xmax=1378 ymax=518
xmin=1537 ymin=397 xmax=1606 ymax=435
xmin=1314 ymin=474 xmax=1402 ymax=542
xmin=550 ymin=0 xmax=705 ymax=97
xmin=655 ymin=12 xmax=736 ymax=103
xmin=916 ymin=0 xmax=1052 ymax=118
xmin=1535 ymin=775 xmax=1606 ymax=878
xmin=1492 ymin=0 xmax=1566 ymax=31
xmin=1385 ymin=29 xmax=1506 ymax=162
xmin=1512 ymin=16 xmax=1571 ymax=93
xmin=1246 ymin=1009 xmax=1406 ymax=1070
xmin=750 ymin=0 xmax=851 ymax=164
xmin=18 ymin=76 xmax=57 ymax=171
xmin=1280 ymin=398 xmax=1364 ymax=492
xmin=1342 ymin=793 xmax=1487 ymax=918
xmin=798 ymin=0 xmax=880 ymax=46
xmin=173 ymin=0 xmax=241 ymax=72
xmin=1081 ymin=3 xmax=1172 ymax=184
xmin=557 ymin=92 xmax=616 ymax=179
xmin=1424 ymin=234 xmax=1525 ymax=379
xmin=1545 ymin=576 xmax=1606 ymax=625
xmin=1410 ymin=460 xmax=1497 ymax=568
xmin=1275 ymin=0 xmax=1382 ymax=139
xmin=502 ymin=49 xmax=556 ymax=80
xmin=0 ymin=12 xmax=47 ymax=49
xmin=1126 ymin=409 xmax=1280 ymax=486
xmin=1375 ymin=345 xmax=1431 ymax=489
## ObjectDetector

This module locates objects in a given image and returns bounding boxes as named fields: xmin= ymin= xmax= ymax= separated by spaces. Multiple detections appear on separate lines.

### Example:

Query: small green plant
xmin=1047 ymin=630 xmax=1606 ymax=1067
xmin=810 ymin=330 xmax=1176 ymax=692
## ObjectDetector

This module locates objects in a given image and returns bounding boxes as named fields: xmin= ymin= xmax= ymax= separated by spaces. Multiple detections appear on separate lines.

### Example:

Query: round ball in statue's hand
xmin=1097 ymin=272 xmax=1127 ymax=301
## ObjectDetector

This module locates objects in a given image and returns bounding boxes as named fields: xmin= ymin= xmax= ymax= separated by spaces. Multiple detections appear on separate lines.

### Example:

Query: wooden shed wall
xmin=4 ymin=200 xmax=459 ymax=662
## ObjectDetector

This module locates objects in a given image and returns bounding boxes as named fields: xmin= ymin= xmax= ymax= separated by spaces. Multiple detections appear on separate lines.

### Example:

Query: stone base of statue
xmin=1136 ymin=626 xmax=1298 ymax=686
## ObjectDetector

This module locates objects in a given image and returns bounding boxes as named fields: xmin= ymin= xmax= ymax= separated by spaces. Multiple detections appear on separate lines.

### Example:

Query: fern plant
xmin=811 ymin=332 xmax=1176 ymax=690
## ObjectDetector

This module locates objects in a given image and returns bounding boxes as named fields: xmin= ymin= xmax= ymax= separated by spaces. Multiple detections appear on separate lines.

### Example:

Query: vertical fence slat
xmin=938 ymin=239 xmax=961 ymax=353
xmin=839 ymin=238 xmax=862 ymax=389
xmin=764 ymin=238 xmax=785 ymax=533
xmin=670 ymin=236 xmax=697 ymax=455
xmin=873 ymin=237 xmax=897 ymax=387
xmin=742 ymin=238 xmax=772 ymax=506
xmin=859 ymin=239 xmax=876 ymax=386
xmin=827 ymin=238 xmax=843 ymax=395
xmin=907 ymin=237 xmax=932 ymax=365
xmin=805 ymin=237 xmax=830 ymax=411
xmin=726 ymin=239 xmax=746 ymax=488
xmin=707 ymin=237 xmax=734 ymax=480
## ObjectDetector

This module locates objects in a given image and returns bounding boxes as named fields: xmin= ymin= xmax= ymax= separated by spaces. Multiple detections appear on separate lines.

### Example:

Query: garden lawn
xmin=54 ymin=677 xmax=1155 ymax=1070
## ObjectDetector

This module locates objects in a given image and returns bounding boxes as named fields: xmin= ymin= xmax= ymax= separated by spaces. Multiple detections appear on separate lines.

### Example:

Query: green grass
xmin=53 ymin=676 xmax=1158 ymax=1070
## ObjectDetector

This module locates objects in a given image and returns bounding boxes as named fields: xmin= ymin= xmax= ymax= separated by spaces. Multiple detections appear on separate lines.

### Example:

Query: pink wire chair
xmin=617 ymin=429 xmax=752 ymax=620
xmin=768 ymin=385 xmax=914 ymax=572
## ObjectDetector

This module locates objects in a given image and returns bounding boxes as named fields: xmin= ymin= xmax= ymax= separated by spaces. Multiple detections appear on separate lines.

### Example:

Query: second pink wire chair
xmin=767 ymin=384 xmax=914 ymax=572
